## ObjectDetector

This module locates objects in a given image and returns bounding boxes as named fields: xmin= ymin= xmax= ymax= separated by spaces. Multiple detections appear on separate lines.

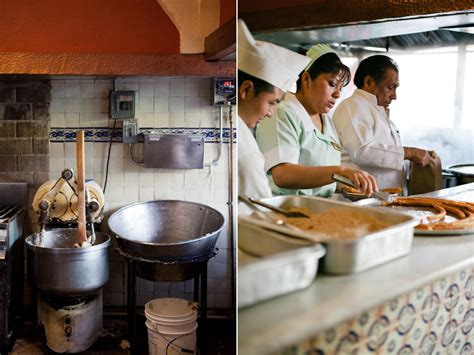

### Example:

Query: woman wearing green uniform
xmin=256 ymin=44 xmax=378 ymax=197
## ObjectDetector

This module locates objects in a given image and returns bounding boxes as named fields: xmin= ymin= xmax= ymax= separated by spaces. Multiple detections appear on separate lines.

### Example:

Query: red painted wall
xmin=0 ymin=0 xmax=180 ymax=54
xmin=220 ymin=0 xmax=236 ymax=24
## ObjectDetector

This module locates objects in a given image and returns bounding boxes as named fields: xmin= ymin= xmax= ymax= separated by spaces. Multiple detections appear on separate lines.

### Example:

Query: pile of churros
xmin=387 ymin=197 xmax=474 ymax=230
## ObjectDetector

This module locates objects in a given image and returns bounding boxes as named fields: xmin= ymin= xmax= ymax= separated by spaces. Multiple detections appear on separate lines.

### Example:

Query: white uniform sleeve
xmin=238 ymin=119 xmax=273 ymax=199
xmin=238 ymin=152 xmax=272 ymax=199
xmin=333 ymin=102 xmax=405 ymax=169
xmin=256 ymin=107 xmax=301 ymax=172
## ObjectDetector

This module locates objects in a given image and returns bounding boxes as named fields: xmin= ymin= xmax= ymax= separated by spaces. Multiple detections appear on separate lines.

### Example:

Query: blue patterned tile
xmin=335 ymin=331 xmax=359 ymax=354
xmin=461 ymin=308 xmax=473 ymax=335
xmin=366 ymin=315 xmax=390 ymax=352
xmin=404 ymin=319 xmax=432 ymax=352
xmin=385 ymin=295 xmax=407 ymax=329
xmin=382 ymin=321 xmax=405 ymax=354
xmin=419 ymin=331 xmax=437 ymax=354
xmin=396 ymin=344 xmax=414 ymax=355
xmin=315 ymin=326 xmax=347 ymax=354
xmin=421 ymin=291 xmax=441 ymax=324
xmin=460 ymin=342 xmax=472 ymax=355
xmin=50 ymin=126 xmax=237 ymax=143
xmin=440 ymin=319 xmax=458 ymax=348
xmin=397 ymin=304 xmax=417 ymax=336
xmin=464 ymin=274 xmax=473 ymax=301
xmin=444 ymin=283 xmax=460 ymax=312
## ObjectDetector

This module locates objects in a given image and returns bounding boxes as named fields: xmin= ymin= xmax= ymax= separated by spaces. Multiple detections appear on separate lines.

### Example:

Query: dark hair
xmin=238 ymin=70 xmax=276 ymax=96
xmin=353 ymin=55 xmax=399 ymax=88
xmin=296 ymin=52 xmax=350 ymax=91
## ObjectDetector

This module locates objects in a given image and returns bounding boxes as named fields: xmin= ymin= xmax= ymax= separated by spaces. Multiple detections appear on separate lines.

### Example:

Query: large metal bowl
xmin=25 ymin=229 xmax=111 ymax=297
xmin=108 ymin=200 xmax=225 ymax=261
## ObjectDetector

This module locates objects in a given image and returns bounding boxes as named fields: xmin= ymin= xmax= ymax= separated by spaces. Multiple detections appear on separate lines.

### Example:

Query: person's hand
xmin=338 ymin=167 xmax=378 ymax=196
xmin=404 ymin=147 xmax=430 ymax=167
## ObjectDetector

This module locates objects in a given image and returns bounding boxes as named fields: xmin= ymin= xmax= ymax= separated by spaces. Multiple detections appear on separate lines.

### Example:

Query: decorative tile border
xmin=49 ymin=127 xmax=237 ymax=143
xmin=278 ymin=268 xmax=473 ymax=355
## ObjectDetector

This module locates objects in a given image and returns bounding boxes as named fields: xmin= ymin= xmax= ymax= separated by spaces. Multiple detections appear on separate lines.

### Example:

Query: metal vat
xmin=25 ymin=229 xmax=110 ymax=296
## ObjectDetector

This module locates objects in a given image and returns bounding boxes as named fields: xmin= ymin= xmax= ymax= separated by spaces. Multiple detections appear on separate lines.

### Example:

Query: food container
xmin=239 ymin=195 xmax=418 ymax=274
xmin=238 ymin=220 xmax=325 ymax=308
xmin=445 ymin=164 xmax=474 ymax=185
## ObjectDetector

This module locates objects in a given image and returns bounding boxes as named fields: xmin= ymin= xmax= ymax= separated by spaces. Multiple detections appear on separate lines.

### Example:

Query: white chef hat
xmin=304 ymin=44 xmax=336 ymax=71
xmin=238 ymin=19 xmax=310 ymax=92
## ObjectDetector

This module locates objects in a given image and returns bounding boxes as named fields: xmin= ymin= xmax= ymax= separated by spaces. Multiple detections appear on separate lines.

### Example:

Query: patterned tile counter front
xmin=238 ymin=184 xmax=474 ymax=355
xmin=279 ymin=268 xmax=473 ymax=354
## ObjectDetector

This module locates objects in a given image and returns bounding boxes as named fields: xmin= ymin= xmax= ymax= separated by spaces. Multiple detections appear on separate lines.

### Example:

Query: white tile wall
xmin=49 ymin=77 xmax=236 ymax=311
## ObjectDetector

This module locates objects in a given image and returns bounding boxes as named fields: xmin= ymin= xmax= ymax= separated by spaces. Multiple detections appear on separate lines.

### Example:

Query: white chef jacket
xmin=332 ymin=89 xmax=405 ymax=189
xmin=238 ymin=116 xmax=273 ymax=200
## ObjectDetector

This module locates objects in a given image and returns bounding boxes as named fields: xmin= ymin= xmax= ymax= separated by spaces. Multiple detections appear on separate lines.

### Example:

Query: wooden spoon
xmin=76 ymin=130 xmax=88 ymax=246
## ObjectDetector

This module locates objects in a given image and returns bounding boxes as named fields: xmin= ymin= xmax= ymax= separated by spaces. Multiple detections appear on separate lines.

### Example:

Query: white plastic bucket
xmin=146 ymin=320 xmax=197 ymax=355
xmin=145 ymin=298 xmax=199 ymax=355
xmin=145 ymin=298 xmax=198 ymax=321
xmin=145 ymin=307 xmax=197 ymax=325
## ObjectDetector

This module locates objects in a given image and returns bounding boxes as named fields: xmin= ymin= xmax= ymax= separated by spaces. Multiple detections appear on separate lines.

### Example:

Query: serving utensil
xmin=332 ymin=174 xmax=394 ymax=203
xmin=238 ymin=195 xmax=309 ymax=218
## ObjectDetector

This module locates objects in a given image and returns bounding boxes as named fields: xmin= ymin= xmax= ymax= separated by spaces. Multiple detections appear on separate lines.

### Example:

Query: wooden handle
xmin=76 ymin=130 xmax=87 ymax=245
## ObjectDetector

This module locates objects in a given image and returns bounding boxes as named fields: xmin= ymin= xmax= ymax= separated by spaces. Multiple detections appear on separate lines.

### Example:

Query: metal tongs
xmin=238 ymin=195 xmax=309 ymax=218
xmin=332 ymin=173 xmax=394 ymax=203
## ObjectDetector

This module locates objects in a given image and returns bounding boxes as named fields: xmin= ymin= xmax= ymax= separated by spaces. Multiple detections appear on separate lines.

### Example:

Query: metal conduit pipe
xmin=227 ymin=102 xmax=236 ymax=313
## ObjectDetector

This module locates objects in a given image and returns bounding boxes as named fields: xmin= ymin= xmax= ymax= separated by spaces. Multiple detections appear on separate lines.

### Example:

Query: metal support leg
xmin=127 ymin=259 xmax=137 ymax=355
xmin=199 ymin=262 xmax=208 ymax=355
xmin=193 ymin=274 xmax=200 ymax=303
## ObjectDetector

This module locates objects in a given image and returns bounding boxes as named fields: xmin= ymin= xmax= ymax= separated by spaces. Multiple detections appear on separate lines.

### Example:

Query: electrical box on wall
xmin=212 ymin=77 xmax=236 ymax=106
xmin=110 ymin=91 xmax=135 ymax=119
xmin=122 ymin=119 xmax=138 ymax=144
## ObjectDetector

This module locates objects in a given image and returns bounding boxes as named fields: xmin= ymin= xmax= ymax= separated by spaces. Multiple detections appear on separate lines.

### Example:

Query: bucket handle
xmin=155 ymin=329 xmax=195 ymax=354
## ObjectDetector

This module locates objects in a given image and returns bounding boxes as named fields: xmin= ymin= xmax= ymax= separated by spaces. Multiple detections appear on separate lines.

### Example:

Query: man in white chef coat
xmin=238 ymin=19 xmax=310 ymax=199
xmin=332 ymin=55 xmax=429 ymax=191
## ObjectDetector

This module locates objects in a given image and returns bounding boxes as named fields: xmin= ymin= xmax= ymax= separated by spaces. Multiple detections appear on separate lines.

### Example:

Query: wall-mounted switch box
xmin=122 ymin=119 xmax=138 ymax=144
xmin=110 ymin=91 xmax=135 ymax=119
xmin=212 ymin=77 xmax=236 ymax=106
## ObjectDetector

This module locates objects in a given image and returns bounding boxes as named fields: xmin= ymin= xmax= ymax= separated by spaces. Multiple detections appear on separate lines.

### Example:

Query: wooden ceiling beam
xmin=239 ymin=0 xmax=474 ymax=33
xmin=205 ymin=17 xmax=236 ymax=61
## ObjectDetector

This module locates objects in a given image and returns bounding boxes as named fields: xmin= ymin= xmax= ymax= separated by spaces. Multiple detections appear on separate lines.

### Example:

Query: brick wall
xmin=0 ymin=77 xmax=51 ymax=232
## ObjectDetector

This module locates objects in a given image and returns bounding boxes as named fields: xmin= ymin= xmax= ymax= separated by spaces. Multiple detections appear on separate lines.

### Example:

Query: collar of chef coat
xmin=353 ymin=89 xmax=388 ymax=116
xmin=286 ymin=93 xmax=340 ymax=145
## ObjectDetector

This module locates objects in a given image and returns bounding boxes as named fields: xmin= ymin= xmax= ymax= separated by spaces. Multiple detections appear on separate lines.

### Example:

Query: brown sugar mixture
xmin=281 ymin=207 xmax=392 ymax=240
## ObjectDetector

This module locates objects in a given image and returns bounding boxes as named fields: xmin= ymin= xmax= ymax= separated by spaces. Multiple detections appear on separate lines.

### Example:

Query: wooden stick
xmin=76 ymin=130 xmax=87 ymax=245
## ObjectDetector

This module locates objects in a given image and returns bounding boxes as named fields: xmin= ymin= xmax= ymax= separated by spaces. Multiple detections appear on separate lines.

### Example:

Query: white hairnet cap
xmin=304 ymin=44 xmax=336 ymax=71
xmin=238 ymin=19 xmax=310 ymax=92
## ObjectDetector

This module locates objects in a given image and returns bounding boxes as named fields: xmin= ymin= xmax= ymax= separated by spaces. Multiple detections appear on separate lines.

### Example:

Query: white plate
xmin=370 ymin=205 xmax=474 ymax=236
xmin=414 ymin=228 xmax=474 ymax=236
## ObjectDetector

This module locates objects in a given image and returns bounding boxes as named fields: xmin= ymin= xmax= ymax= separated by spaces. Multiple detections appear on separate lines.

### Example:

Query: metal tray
xmin=239 ymin=195 xmax=418 ymax=274
xmin=238 ymin=220 xmax=325 ymax=308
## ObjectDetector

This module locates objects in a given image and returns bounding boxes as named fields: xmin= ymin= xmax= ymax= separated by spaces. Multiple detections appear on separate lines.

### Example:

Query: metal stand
xmin=123 ymin=249 xmax=216 ymax=355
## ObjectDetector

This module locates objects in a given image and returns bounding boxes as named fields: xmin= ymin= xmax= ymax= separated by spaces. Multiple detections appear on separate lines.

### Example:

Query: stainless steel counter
xmin=238 ymin=183 xmax=474 ymax=355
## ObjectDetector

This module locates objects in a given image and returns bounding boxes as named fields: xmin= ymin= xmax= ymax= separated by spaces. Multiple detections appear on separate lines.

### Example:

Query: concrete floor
xmin=10 ymin=315 xmax=235 ymax=354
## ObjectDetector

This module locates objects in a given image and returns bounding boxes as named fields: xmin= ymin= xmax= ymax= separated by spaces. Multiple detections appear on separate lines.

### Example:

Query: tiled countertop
xmin=238 ymin=184 xmax=474 ymax=355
